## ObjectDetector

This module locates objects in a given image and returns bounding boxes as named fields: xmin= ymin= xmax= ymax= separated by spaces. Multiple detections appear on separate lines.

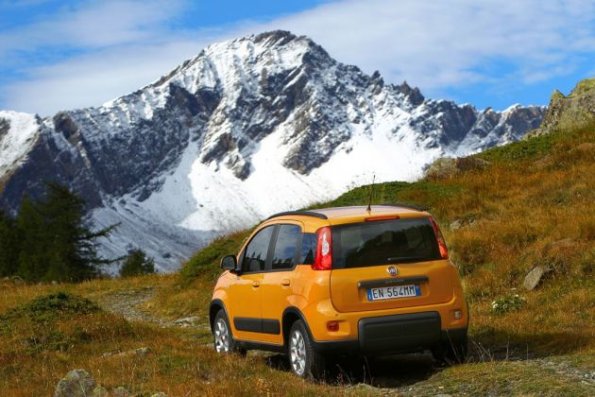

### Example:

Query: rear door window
xmin=271 ymin=224 xmax=301 ymax=270
xmin=332 ymin=218 xmax=440 ymax=269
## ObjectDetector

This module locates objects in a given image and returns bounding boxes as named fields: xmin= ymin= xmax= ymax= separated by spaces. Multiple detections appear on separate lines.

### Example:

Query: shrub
xmin=119 ymin=249 xmax=156 ymax=277
xmin=491 ymin=294 xmax=526 ymax=314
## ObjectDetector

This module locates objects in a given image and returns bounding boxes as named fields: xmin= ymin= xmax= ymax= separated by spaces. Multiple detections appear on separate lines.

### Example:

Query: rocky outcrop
xmin=529 ymin=78 xmax=595 ymax=137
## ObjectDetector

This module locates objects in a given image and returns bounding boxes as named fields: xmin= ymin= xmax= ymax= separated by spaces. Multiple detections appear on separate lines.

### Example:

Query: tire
xmin=287 ymin=320 xmax=326 ymax=379
xmin=213 ymin=310 xmax=245 ymax=355
xmin=432 ymin=334 xmax=468 ymax=364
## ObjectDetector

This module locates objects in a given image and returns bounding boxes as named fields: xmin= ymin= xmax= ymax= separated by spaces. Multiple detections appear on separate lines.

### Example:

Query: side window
xmin=301 ymin=233 xmax=317 ymax=265
xmin=242 ymin=226 xmax=274 ymax=273
xmin=271 ymin=225 xmax=301 ymax=270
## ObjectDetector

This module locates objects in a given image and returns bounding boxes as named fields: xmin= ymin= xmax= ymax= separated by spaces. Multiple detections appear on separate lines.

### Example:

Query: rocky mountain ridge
xmin=534 ymin=77 xmax=595 ymax=136
xmin=0 ymin=30 xmax=545 ymax=271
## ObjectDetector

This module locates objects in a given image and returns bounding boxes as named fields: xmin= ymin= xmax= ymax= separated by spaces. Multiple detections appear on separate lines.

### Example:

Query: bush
xmin=119 ymin=249 xmax=156 ymax=277
xmin=491 ymin=294 xmax=526 ymax=314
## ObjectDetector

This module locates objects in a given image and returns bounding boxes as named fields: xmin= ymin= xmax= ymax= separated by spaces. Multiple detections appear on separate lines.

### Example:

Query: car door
xmin=260 ymin=222 xmax=304 ymax=345
xmin=227 ymin=225 xmax=274 ymax=342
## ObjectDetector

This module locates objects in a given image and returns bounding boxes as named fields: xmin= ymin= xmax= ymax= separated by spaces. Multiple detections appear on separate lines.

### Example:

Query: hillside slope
xmin=0 ymin=82 xmax=593 ymax=396
xmin=0 ymin=30 xmax=544 ymax=270
xmin=173 ymin=80 xmax=594 ymax=393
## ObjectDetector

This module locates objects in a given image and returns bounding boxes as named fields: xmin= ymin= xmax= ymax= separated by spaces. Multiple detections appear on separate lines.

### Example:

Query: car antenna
xmin=366 ymin=173 xmax=376 ymax=213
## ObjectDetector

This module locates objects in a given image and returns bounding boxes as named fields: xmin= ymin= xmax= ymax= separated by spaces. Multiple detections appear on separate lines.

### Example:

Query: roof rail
xmin=378 ymin=203 xmax=429 ymax=212
xmin=267 ymin=210 xmax=328 ymax=220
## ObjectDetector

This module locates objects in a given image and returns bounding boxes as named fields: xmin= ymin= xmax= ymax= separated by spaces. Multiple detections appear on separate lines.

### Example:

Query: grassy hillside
xmin=170 ymin=117 xmax=594 ymax=394
xmin=1 ymin=103 xmax=593 ymax=395
xmin=0 ymin=277 xmax=339 ymax=396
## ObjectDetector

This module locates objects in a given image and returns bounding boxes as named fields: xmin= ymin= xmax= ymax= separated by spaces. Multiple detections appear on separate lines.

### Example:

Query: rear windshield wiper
xmin=386 ymin=256 xmax=430 ymax=262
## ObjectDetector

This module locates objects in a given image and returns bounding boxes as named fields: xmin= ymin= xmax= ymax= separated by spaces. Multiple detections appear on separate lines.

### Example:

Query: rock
xmin=425 ymin=157 xmax=457 ymax=179
xmin=174 ymin=316 xmax=200 ymax=327
xmin=10 ymin=275 xmax=24 ymax=284
xmin=450 ymin=220 xmax=463 ymax=230
xmin=455 ymin=156 xmax=490 ymax=172
xmin=113 ymin=386 xmax=130 ymax=397
xmin=350 ymin=383 xmax=378 ymax=392
xmin=523 ymin=266 xmax=550 ymax=290
xmin=54 ymin=369 xmax=96 ymax=397
xmin=104 ymin=347 xmax=151 ymax=358
xmin=135 ymin=347 xmax=151 ymax=357
xmin=92 ymin=386 xmax=109 ymax=397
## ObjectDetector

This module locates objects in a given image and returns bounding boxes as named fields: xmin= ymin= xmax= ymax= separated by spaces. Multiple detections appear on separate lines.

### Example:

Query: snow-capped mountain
xmin=0 ymin=31 xmax=545 ymax=271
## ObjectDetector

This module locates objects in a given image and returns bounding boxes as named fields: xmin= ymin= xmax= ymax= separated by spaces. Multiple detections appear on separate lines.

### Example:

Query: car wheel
xmin=213 ymin=310 xmax=245 ymax=355
xmin=288 ymin=320 xmax=325 ymax=379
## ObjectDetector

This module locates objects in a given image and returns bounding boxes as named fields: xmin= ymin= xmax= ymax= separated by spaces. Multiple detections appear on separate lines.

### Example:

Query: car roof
xmin=267 ymin=204 xmax=429 ymax=222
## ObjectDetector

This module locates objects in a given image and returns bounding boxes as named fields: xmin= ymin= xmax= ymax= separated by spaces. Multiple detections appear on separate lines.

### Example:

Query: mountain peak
xmin=0 ymin=32 xmax=546 ymax=271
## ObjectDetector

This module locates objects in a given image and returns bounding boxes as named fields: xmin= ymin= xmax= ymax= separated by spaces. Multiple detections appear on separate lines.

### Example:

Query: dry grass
xmin=1 ymin=125 xmax=594 ymax=395
xmin=0 ymin=278 xmax=342 ymax=396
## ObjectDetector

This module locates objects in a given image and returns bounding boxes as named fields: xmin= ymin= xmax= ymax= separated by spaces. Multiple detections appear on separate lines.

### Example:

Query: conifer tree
xmin=0 ymin=209 xmax=19 ymax=277
xmin=16 ymin=196 xmax=48 ymax=281
xmin=40 ymin=183 xmax=116 ymax=281
xmin=15 ymin=183 xmax=116 ymax=282
xmin=120 ymin=249 xmax=156 ymax=277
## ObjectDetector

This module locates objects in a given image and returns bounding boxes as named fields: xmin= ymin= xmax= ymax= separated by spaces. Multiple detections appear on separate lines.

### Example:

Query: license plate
xmin=367 ymin=284 xmax=421 ymax=301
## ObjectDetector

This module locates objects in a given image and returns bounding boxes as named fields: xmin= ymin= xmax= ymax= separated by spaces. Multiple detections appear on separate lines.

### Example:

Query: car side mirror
xmin=220 ymin=255 xmax=238 ymax=273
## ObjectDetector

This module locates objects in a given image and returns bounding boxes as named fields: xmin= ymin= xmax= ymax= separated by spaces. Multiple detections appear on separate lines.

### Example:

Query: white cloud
xmin=2 ymin=0 xmax=594 ymax=115
xmin=265 ymin=0 xmax=595 ymax=88
xmin=0 ymin=0 xmax=185 ymax=54
xmin=4 ymin=40 xmax=209 ymax=113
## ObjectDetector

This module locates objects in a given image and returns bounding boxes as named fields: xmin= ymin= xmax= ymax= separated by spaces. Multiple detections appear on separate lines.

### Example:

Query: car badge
xmin=387 ymin=265 xmax=398 ymax=277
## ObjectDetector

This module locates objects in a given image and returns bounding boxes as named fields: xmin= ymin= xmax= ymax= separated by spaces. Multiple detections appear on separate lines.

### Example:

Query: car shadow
xmin=264 ymin=352 xmax=442 ymax=387
xmin=261 ymin=327 xmax=591 ymax=387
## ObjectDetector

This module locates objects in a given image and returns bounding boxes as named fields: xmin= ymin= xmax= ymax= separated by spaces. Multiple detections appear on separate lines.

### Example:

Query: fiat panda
xmin=209 ymin=205 xmax=468 ymax=378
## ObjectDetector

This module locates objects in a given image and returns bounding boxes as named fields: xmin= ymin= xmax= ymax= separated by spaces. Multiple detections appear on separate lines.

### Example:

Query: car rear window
xmin=332 ymin=217 xmax=440 ymax=269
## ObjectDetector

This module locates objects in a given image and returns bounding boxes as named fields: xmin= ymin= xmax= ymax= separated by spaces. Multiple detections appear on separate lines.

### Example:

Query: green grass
xmin=179 ymin=230 xmax=252 ymax=283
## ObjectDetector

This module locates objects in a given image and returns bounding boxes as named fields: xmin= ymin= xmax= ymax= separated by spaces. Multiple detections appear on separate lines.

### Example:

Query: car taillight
xmin=429 ymin=217 xmax=449 ymax=259
xmin=312 ymin=226 xmax=332 ymax=270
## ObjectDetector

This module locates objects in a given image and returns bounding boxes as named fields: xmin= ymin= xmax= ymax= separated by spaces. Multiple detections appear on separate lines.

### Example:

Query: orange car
xmin=209 ymin=205 xmax=468 ymax=378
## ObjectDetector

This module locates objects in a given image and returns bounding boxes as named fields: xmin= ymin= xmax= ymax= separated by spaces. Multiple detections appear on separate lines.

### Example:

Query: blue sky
xmin=1 ymin=0 xmax=594 ymax=116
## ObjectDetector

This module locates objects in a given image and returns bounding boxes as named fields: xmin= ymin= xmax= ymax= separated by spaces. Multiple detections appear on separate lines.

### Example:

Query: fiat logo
xmin=387 ymin=266 xmax=398 ymax=277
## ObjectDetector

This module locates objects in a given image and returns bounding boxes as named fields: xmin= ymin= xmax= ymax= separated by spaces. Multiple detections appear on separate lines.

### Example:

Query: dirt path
xmin=96 ymin=286 xmax=167 ymax=325
xmin=96 ymin=286 xmax=212 ymax=345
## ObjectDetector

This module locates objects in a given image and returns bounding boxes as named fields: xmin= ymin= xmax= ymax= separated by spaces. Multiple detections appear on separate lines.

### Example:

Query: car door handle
xmin=252 ymin=281 xmax=260 ymax=288
xmin=281 ymin=279 xmax=290 ymax=287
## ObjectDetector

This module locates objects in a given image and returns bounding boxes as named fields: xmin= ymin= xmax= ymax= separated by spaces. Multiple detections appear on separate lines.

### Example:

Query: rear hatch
xmin=329 ymin=216 xmax=454 ymax=313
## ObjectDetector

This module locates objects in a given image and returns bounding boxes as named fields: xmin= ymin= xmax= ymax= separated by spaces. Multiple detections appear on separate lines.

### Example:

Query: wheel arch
xmin=209 ymin=299 xmax=228 ymax=331
xmin=282 ymin=307 xmax=313 ymax=347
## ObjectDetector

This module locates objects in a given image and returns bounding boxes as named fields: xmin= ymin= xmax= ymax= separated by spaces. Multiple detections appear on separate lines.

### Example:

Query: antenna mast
xmin=366 ymin=174 xmax=376 ymax=212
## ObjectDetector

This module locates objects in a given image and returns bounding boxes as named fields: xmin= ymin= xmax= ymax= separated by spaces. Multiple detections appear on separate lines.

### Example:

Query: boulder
xmin=523 ymin=266 xmax=551 ymax=290
xmin=54 ymin=369 xmax=96 ymax=397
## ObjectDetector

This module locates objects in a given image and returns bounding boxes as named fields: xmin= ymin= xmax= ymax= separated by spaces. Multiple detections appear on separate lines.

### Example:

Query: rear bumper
xmin=311 ymin=312 xmax=467 ymax=355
